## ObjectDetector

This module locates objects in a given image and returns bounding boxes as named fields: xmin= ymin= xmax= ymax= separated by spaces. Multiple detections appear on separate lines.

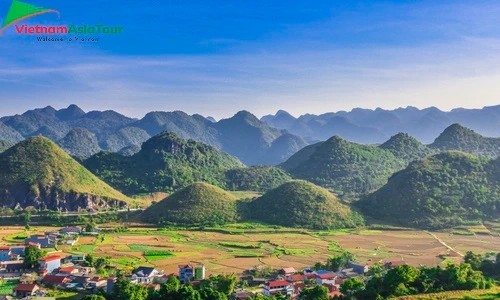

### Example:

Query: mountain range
xmin=0 ymin=105 xmax=307 ymax=165
xmin=261 ymin=105 xmax=500 ymax=144
xmin=0 ymin=104 xmax=499 ymax=230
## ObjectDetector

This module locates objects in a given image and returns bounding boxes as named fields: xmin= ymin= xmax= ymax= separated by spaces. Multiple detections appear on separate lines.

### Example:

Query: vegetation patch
xmin=144 ymin=249 xmax=174 ymax=261
xmin=218 ymin=242 xmax=263 ymax=249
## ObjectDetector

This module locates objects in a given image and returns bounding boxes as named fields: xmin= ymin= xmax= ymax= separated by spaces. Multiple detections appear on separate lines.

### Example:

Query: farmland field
xmin=2 ymin=225 xmax=500 ymax=276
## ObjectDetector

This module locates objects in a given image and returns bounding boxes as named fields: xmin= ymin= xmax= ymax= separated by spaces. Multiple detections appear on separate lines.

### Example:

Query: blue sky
xmin=1 ymin=0 xmax=500 ymax=119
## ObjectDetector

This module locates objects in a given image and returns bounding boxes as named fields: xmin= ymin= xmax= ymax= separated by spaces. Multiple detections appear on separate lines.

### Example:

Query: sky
xmin=1 ymin=0 xmax=500 ymax=119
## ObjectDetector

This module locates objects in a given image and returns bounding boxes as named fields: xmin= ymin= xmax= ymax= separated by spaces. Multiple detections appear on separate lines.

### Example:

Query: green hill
xmin=224 ymin=166 xmax=292 ymax=192
xmin=249 ymin=180 xmax=364 ymax=229
xmin=58 ymin=128 xmax=102 ymax=159
xmin=142 ymin=182 xmax=239 ymax=225
xmin=84 ymin=131 xmax=243 ymax=194
xmin=0 ymin=140 xmax=12 ymax=153
xmin=380 ymin=133 xmax=434 ymax=163
xmin=430 ymin=124 xmax=500 ymax=158
xmin=356 ymin=152 xmax=500 ymax=229
xmin=0 ymin=137 xmax=130 ymax=211
xmin=280 ymin=136 xmax=405 ymax=198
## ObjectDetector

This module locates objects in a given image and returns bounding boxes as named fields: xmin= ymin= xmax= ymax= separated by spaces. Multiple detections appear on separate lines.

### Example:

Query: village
xmin=0 ymin=226 xmax=414 ymax=299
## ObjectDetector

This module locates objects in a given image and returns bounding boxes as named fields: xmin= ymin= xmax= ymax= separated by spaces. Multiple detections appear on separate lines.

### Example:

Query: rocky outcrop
xmin=1 ymin=184 xmax=128 ymax=212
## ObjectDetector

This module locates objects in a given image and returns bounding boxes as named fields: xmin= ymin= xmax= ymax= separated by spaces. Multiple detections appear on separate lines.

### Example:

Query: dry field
xmin=2 ymin=226 xmax=500 ymax=276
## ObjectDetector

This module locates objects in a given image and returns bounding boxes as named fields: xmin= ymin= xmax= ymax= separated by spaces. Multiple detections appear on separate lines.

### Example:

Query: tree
xmin=178 ymin=286 xmax=201 ymax=300
xmin=95 ymin=257 xmax=109 ymax=270
xmin=24 ymin=245 xmax=43 ymax=268
xmin=464 ymin=251 xmax=483 ymax=270
xmin=367 ymin=262 xmax=386 ymax=277
xmin=199 ymin=287 xmax=228 ymax=300
xmin=85 ymin=253 xmax=95 ymax=267
xmin=111 ymin=275 xmax=148 ymax=300
xmin=86 ymin=223 xmax=95 ymax=233
xmin=299 ymin=285 xmax=330 ymax=300
xmin=383 ymin=265 xmax=420 ymax=296
xmin=155 ymin=276 xmax=181 ymax=299
xmin=84 ymin=296 xmax=106 ymax=300
xmin=340 ymin=278 xmax=365 ymax=297
xmin=327 ymin=252 xmax=355 ymax=271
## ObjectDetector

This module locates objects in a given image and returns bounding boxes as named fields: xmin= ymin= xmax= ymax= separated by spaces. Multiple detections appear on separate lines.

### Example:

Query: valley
xmin=2 ymin=224 xmax=500 ymax=277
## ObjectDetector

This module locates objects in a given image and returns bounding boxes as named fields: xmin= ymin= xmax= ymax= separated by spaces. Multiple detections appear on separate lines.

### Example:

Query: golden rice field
xmin=1 ymin=224 xmax=500 ymax=276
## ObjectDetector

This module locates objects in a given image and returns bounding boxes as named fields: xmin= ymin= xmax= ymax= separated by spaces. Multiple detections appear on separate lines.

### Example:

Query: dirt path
xmin=425 ymin=231 xmax=464 ymax=257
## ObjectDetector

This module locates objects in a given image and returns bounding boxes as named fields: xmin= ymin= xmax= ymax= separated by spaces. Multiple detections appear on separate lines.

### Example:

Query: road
xmin=426 ymin=231 xmax=464 ymax=257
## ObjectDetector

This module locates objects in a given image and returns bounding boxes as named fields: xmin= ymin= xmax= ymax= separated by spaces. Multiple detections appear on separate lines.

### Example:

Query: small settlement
xmin=0 ymin=226 xmax=415 ymax=299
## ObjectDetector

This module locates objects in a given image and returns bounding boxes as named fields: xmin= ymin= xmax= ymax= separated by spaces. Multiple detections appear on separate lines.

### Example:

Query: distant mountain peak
xmin=56 ymin=104 xmax=85 ymax=121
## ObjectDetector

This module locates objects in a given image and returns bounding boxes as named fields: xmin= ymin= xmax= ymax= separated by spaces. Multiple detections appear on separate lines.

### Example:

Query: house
xmin=42 ymin=275 xmax=71 ymax=286
xmin=287 ymin=274 xmax=304 ymax=283
xmin=178 ymin=264 xmax=194 ymax=283
xmin=107 ymin=277 xmax=116 ymax=295
xmin=10 ymin=246 xmax=26 ymax=260
xmin=279 ymin=267 xmax=296 ymax=276
xmin=348 ymin=262 xmax=369 ymax=274
xmin=262 ymin=280 xmax=294 ymax=297
xmin=131 ymin=266 xmax=163 ymax=284
xmin=38 ymin=256 xmax=61 ymax=273
xmin=385 ymin=260 xmax=406 ymax=269
xmin=13 ymin=283 xmax=39 ymax=298
xmin=323 ymin=283 xmax=343 ymax=298
xmin=0 ymin=246 xmax=12 ymax=262
xmin=4 ymin=261 xmax=25 ymax=273
xmin=60 ymin=226 xmax=82 ymax=235
xmin=25 ymin=234 xmax=55 ymax=248
xmin=58 ymin=267 xmax=79 ymax=275
xmin=62 ymin=254 xmax=86 ymax=264
xmin=88 ymin=276 xmax=107 ymax=289
xmin=314 ymin=271 xmax=336 ymax=285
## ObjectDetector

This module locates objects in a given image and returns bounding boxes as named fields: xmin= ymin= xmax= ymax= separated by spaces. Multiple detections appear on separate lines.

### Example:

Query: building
xmin=25 ymin=234 xmax=56 ymax=248
xmin=38 ymin=256 xmax=61 ymax=273
xmin=60 ymin=226 xmax=82 ymax=235
xmin=88 ymin=276 xmax=107 ymax=289
xmin=131 ymin=267 xmax=163 ymax=284
xmin=314 ymin=271 xmax=336 ymax=285
xmin=287 ymin=274 xmax=304 ymax=283
xmin=107 ymin=277 xmax=117 ymax=295
xmin=13 ymin=283 xmax=39 ymax=298
xmin=279 ymin=267 xmax=296 ymax=276
xmin=0 ymin=246 xmax=25 ymax=262
xmin=348 ymin=262 xmax=369 ymax=274
xmin=58 ymin=267 xmax=79 ymax=275
xmin=262 ymin=280 xmax=294 ymax=297
xmin=178 ymin=264 xmax=205 ymax=283
xmin=178 ymin=264 xmax=194 ymax=283
xmin=4 ymin=261 xmax=25 ymax=273
xmin=42 ymin=275 xmax=71 ymax=286
xmin=194 ymin=264 xmax=205 ymax=280
xmin=62 ymin=254 xmax=85 ymax=264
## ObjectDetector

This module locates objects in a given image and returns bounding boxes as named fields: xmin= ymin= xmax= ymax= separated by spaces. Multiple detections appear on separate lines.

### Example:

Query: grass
xmin=219 ymin=242 xmax=263 ymax=249
xmin=144 ymin=250 xmax=174 ymax=261
xmin=395 ymin=286 xmax=500 ymax=299
xmin=129 ymin=244 xmax=152 ymax=251
xmin=0 ymin=279 xmax=18 ymax=295
xmin=79 ymin=245 xmax=96 ymax=253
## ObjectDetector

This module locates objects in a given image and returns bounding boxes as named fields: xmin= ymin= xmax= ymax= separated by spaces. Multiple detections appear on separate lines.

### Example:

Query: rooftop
xmin=39 ymin=255 xmax=61 ymax=262
xmin=265 ymin=280 xmax=291 ymax=288
xmin=14 ymin=283 xmax=39 ymax=292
